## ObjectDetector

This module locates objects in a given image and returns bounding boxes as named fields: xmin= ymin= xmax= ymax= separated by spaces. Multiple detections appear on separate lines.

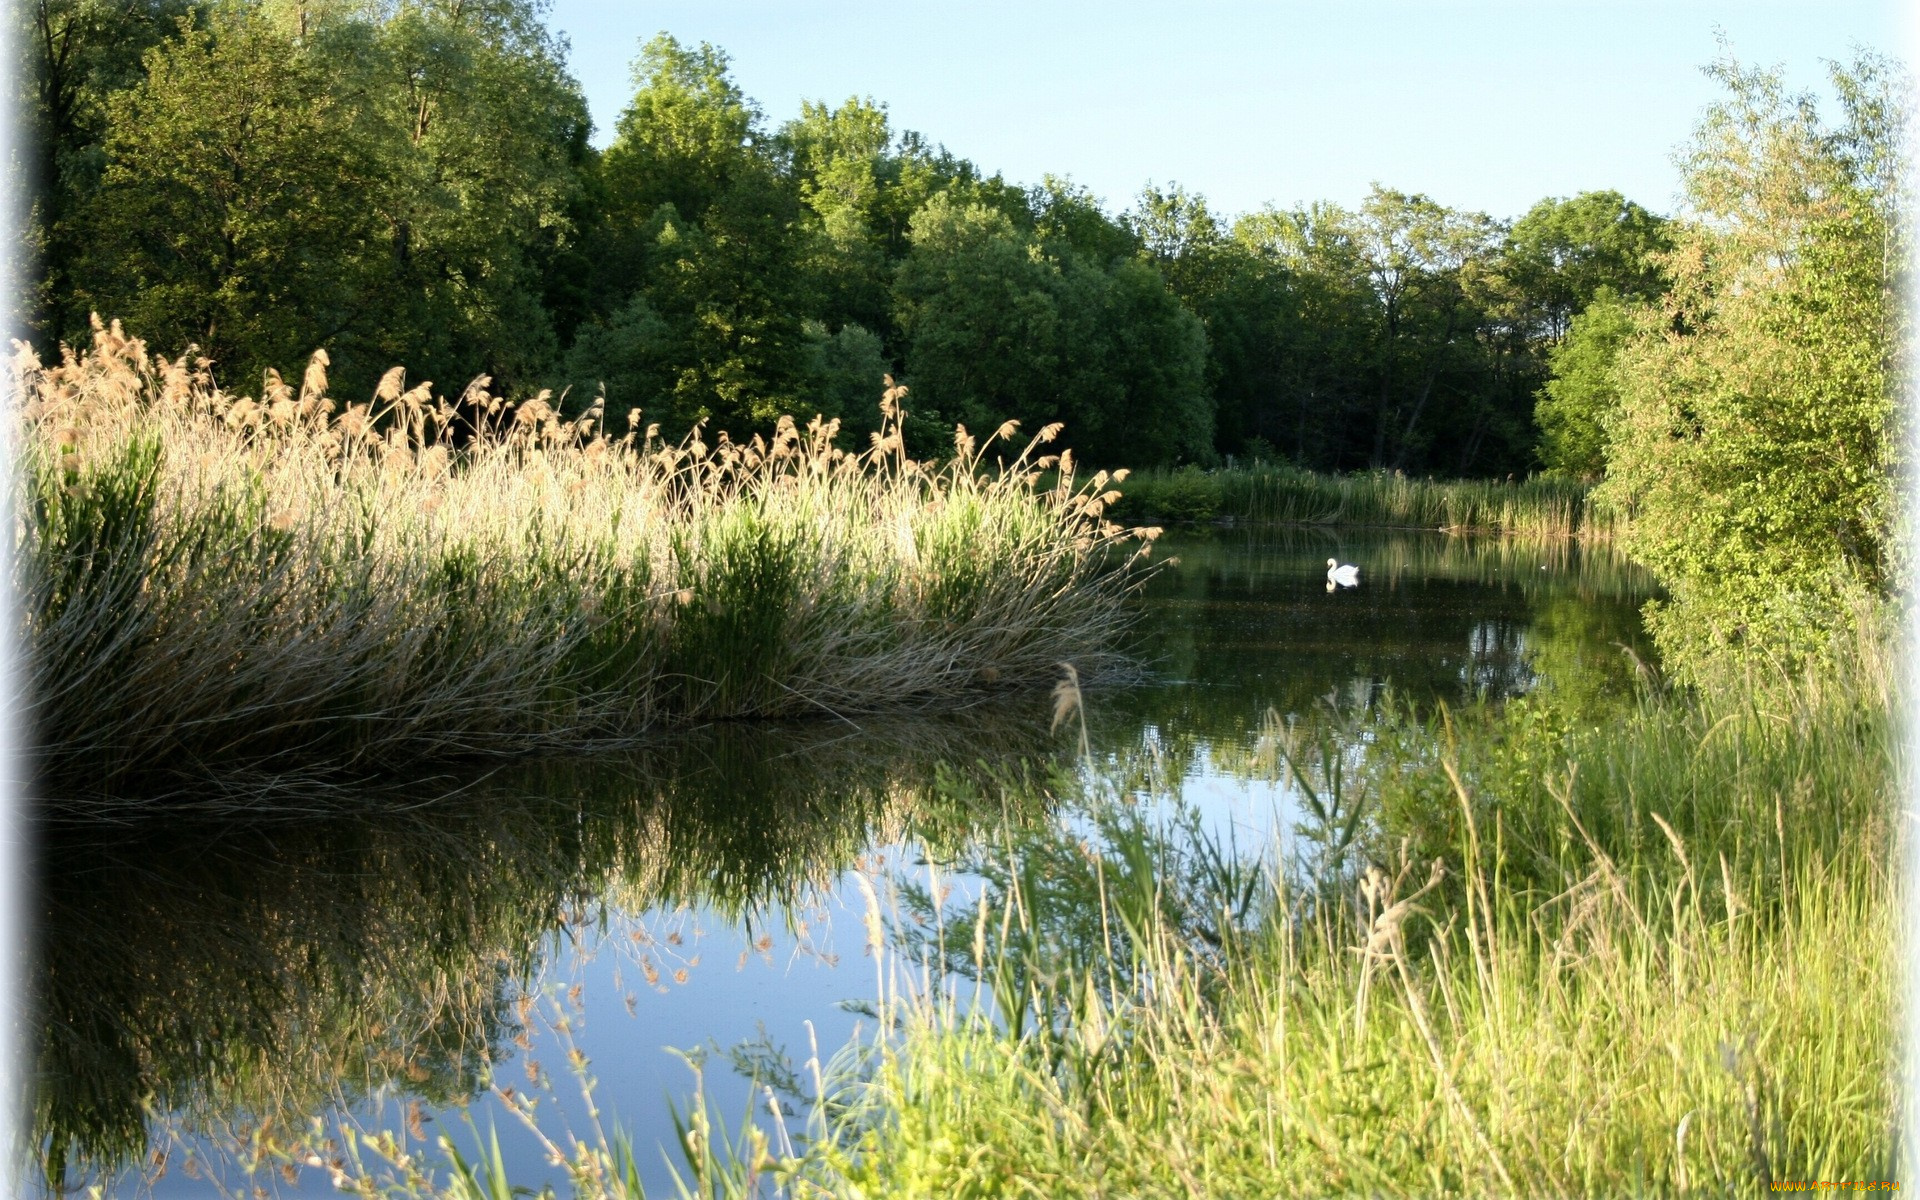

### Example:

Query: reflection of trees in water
xmin=34 ymin=713 xmax=1060 ymax=1187
xmin=1151 ymin=525 xmax=1657 ymax=596
xmin=1075 ymin=528 xmax=1660 ymax=899
xmin=1463 ymin=618 xmax=1534 ymax=697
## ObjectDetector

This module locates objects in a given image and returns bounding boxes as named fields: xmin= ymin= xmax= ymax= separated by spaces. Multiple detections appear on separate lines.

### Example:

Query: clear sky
xmin=544 ymin=1 xmax=1906 ymax=223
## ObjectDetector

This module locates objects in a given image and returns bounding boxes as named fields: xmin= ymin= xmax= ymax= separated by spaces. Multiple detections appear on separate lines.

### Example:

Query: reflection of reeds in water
xmin=17 ymin=321 xmax=1154 ymax=804
xmin=35 ymin=711 xmax=1061 ymax=1189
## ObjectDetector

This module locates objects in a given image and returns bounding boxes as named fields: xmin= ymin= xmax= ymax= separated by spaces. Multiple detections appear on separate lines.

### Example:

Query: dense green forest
xmin=17 ymin=0 xmax=1673 ymax=474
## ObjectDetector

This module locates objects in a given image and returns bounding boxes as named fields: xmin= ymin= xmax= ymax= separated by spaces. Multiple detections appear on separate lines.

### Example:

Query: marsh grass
xmin=799 ymin=640 xmax=1893 ymax=1197
xmin=1112 ymin=462 xmax=1620 ymax=540
xmin=16 ymin=320 xmax=1157 ymax=802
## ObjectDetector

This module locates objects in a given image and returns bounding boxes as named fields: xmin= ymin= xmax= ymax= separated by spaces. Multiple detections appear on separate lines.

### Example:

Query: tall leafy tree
xmin=1598 ymin=49 xmax=1906 ymax=672
xmin=355 ymin=0 xmax=591 ymax=390
xmin=67 ymin=0 xmax=588 ymax=395
xmin=895 ymin=192 xmax=1207 ymax=466
xmin=571 ymin=34 xmax=813 ymax=433
xmin=1345 ymin=187 xmax=1503 ymax=470
xmin=599 ymin=35 xmax=756 ymax=227
xmin=779 ymin=96 xmax=898 ymax=344
xmin=1071 ymin=256 xmax=1211 ymax=465
xmin=72 ymin=11 xmax=388 ymax=384
xmin=893 ymin=194 xmax=1060 ymax=444
xmin=16 ymin=0 xmax=206 ymax=343
xmin=1499 ymin=190 xmax=1669 ymax=344
xmin=1534 ymin=288 xmax=1633 ymax=479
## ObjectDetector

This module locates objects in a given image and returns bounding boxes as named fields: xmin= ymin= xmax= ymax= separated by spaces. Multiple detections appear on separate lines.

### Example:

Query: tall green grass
xmin=1111 ymin=461 xmax=1622 ymax=539
xmin=802 ymin=643 xmax=1891 ymax=1196
xmin=15 ymin=320 xmax=1158 ymax=800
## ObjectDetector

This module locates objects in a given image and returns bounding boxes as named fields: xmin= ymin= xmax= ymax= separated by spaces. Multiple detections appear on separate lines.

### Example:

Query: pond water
xmin=36 ymin=528 xmax=1659 ymax=1197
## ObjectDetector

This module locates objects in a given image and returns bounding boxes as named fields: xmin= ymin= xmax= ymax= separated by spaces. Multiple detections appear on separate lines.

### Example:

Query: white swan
xmin=1326 ymin=558 xmax=1360 ymax=588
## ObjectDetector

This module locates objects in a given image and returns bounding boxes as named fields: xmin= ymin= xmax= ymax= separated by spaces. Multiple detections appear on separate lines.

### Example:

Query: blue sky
xmin=545 ymin=2 xmax=1906 ymax=223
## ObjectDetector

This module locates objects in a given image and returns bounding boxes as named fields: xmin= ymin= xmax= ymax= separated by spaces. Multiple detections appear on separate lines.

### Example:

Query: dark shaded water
xmin=36 ymin=528 xmax=1658 ymax=1196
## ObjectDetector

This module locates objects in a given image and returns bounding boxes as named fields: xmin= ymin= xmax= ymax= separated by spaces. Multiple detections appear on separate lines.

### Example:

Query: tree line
xmin=21 ymin=0 xmax=1669 ymax=473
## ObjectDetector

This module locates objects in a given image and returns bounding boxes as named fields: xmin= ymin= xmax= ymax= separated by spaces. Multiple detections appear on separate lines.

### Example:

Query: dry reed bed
xmin=15 ymin=320 xmax=1157 ymax=800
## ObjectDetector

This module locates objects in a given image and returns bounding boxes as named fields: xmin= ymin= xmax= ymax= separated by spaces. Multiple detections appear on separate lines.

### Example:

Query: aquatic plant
xmin=14 ymin=319 xmax=1158 ymax=802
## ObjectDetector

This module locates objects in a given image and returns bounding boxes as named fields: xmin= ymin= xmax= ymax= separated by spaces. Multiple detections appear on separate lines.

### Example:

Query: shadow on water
xmin=32 ymin=529 xmax=1661 ymax=1194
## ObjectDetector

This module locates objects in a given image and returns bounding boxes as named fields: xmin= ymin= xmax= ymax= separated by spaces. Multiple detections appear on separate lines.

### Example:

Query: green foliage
xmin=73 ymin=13 xmax=387 ymax=385
xmin=780 ymin=96 xmax=914 ymax=338
xmin=802 ymin=320 xmax=892 ymax=443
xmin=1111 ymin=463 xmax=1612 ymax=539
xmin=1149 ymin=180 xmax=1635 ymax=475
xmin=581 ymin=34 xmax=817 ymax=432
xmin=1130 ymin=464 xmax=1220 ymax=522
xmin=894 ymin=193 xmax=1211 ymax=467
xmin=601 ymin=34 xmax=758 ymax=225
xmin=64 ymin=0 xmax=587 ymax=397
xmin=893 ymin=194 xmax=1061 ymax=438
xmin=819 ymin=645 xmax=1894 ymax=1197
xmin=561 ymin=291 xmax=674 ymax=417
xmin=1598 ymin=49 xmax=1906 ymax=675
xmin=1534 ymin=288 xmax=1634 ymax=478
xmin=1078 ymin=257 xmax=1212 ymax=465
xmin=1499 ymin=190 xmax=1670 ymax=341
xmin=15 ymin=0 xmax=205 ymax=341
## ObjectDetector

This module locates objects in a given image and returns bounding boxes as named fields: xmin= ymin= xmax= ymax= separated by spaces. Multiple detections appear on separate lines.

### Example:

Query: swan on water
xmin=1326 ymin=558 xmax=1360 ymax=588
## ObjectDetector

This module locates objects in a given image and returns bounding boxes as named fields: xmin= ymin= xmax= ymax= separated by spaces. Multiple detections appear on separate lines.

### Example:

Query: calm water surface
xmin=38 ymin=528 xmax=1657 ymax=1196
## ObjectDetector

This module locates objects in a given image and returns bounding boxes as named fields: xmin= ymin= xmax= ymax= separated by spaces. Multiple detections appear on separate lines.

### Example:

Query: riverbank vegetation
xmin=182 ymin=624 xmax=1892 ymax=1198
xmin=18 ymin=2 xmax=1907 ymax=1194
xmin=788 ymin=634 xmax=1895 ymax=1196
xmin=1594 ymin=53 xmax=1905 ymax=677
xmin=16 ymin=324 xmax=1151 ymax=800
xmin=164 ymin=44 xmax=1900 ymax=1199
xmin=1107 ymin=462 xmax=1616 ymax=539
xmin=779 ymin=48 xmax=1906 ymax=1196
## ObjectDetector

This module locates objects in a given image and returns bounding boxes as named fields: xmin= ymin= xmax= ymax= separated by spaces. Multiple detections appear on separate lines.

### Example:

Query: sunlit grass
xmin=16 ymin=319 xmax=1158 ymax=801
xmin=803 ymin=641 xmax=1892 ymax=1197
